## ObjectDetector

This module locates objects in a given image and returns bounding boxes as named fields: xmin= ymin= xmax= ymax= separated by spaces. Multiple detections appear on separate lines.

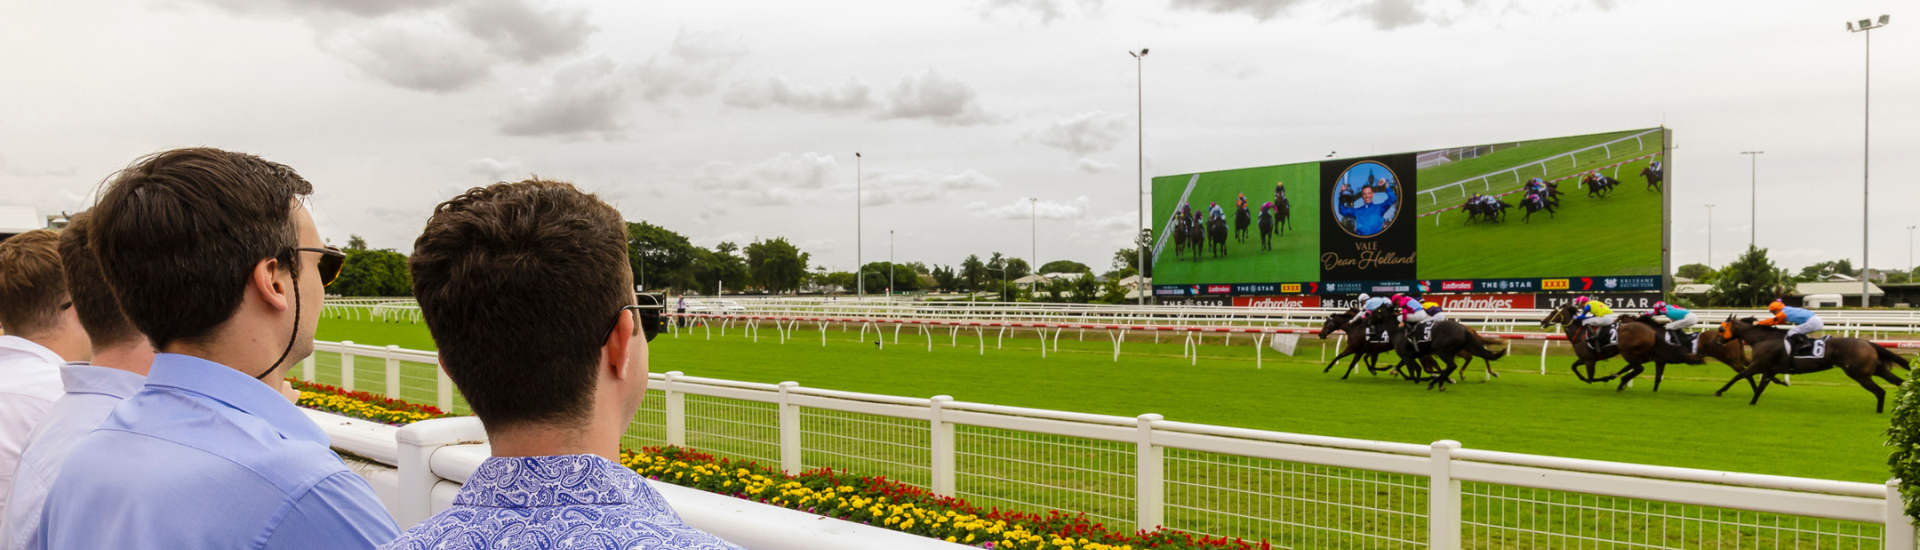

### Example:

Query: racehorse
xmin=1540 ymin=304 xmax=1705 ymax=391
xmin=1233 ymin=204 xmax=1252 ymax=243
xmin=1256 ymin=206 xmax=1275 ymax=251
xmin=1640 ymin=164 xmax=1663 ymax=192
xmin=1206 ymin=214 xmax=1229 ymax=257
xmin=1584 ymin=173 xmax=1620 ymax=198
xmin=1171 ymin=211 xmax=1192 ymax=260
xmin=1464 ymin=199 xmax=1509 ymax=224
xmin=1319 ymin=309 xmax=1394 ymax=379
xmin=1520 ymin=193 xmax=1555 ymax=222
xmin=1275 ymin=197 xmax=1293 ymax=234
xmin=1368 ymin=313 xmax=1508 ymax=390
xmin=1713 ymin=316 xmax=1910 ymax=412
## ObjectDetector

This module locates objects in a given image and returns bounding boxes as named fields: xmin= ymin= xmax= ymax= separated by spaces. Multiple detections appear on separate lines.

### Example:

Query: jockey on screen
xmin=1208 ymin=201 xmax=1226 ymax=222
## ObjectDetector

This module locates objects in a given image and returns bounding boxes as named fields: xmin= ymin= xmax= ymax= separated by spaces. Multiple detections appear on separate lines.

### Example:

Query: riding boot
xmin=1787 ymin=334 xmax=1809 ymax=355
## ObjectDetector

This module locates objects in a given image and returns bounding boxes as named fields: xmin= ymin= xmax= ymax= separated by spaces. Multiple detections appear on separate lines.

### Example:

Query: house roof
xmin=1013 ymin=274 xmax=1049 ymax=284
xmin=1674 ymin=284 xmax=1712 ymax=295
xmin=1794 ymin=281 xmax=1882 ymax=296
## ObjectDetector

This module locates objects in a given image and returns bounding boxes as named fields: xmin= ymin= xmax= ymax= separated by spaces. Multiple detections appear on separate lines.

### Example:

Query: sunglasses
xmin=292 ymin=246 xmax=347 ymax=287
xmin=605 ymin=294 xmax=668 ymax=342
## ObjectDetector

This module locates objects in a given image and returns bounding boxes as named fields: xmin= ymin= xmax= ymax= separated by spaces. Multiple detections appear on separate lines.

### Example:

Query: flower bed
xmin=290 ymin=380 xmax=453 ymax=426
xmin=622 ymin=446 xmax=1266 ymax=550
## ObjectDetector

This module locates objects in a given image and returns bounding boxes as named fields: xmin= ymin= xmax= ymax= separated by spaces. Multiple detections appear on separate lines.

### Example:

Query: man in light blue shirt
xmin=387 ymin=179 xmax=740 ymax=549
xmin=34 ymin=149 xmax=392 ymax=549
xmin=1 ymin=213 xmax=155 ymax=550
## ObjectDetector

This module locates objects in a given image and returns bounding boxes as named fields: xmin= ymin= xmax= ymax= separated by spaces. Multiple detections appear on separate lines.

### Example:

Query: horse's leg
xmin=1323 ymin=346 xmax=1353 ymax=373
xmin=1749 ymin=375 xmax=1773 ymax=405
xmin=1715 ymin=363 xmax=1767 ymax=396
xmin=1428 ymin=354 xmax=1462 ymax=391
xmin=1847 ymin=371 xmax=1889 ymax=413
xmin=1615 ymin=361 xmax=1643 ymax=392
xmin=1651 ymin=361 xmax=1667 ymax=392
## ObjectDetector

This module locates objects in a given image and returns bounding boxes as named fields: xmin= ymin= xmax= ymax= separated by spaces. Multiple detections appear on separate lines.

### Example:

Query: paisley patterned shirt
xmin=382 ymin=455 xmax=744 ymax=550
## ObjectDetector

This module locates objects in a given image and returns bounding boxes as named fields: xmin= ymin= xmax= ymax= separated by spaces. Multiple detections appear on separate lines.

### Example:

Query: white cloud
xmin=694 ymin=152 xmax=840 ymax=205
xmin=877 ymin=70 xmax=1001 ymax=126
xmin=862 ymin=169 xmax=1001 ymax=205
xmin=1076 ymin=158 xmax=1117 ymax=173
xmin=975 ymin=196 xmax=1093 ymax=220
xmin=1032 ymin=110 xmax=1131 ymax=156
xmin=980 ymin=0 xmax=1103 ymax=23
xmin=1165 ymin=0 xmax=1310 ymax=20
xmin=225 ymin=0 xmax=595 ymax=93
xmin=467 ymin=157 xmax=525 ymax=181
xmin=722 ymin=76 xmax=875 ymax=113
xmin=633 ymin=30 xmax=747 ymax=102
xmin=499 ymin=54 xmax=632 ymax=137
xmin=1169 ymin=0 xmax=1612 ymax=29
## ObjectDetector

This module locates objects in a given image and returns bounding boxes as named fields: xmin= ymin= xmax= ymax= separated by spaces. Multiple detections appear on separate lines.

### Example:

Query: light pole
xmin=1740 ymin=151 xmax=1762 ymax=248
xmin=888 ymin=230 xmax=895 ymax=300
xmin=856 ymin=152 xmax=863 ymax=300
xmin=1706 ymin=204 xmax=1716 ymax=267
xmin=1907 ymin=225 xmax=1915 ymax=281
xmin=1130 ymin=47 xmax=1149 ymax=305
xmin=1848 ymin=15 xmax=1890 ymax=307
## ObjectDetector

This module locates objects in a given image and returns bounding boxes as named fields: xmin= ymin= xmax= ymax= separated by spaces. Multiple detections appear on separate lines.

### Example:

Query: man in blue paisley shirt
xmin=389 ymin=179 xmax=742 ymax=550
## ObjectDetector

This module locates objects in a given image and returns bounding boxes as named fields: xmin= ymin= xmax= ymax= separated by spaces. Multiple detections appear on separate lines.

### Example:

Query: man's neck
xmin=23 ymin=331 xmax=90 ymax=363
xmin=487 ymin=417 xmax=625 ymax=461
xmin=89 ymin=341 xmax=157 ymax=376
xmin=166 ymin=341 xmax=281 ymax=385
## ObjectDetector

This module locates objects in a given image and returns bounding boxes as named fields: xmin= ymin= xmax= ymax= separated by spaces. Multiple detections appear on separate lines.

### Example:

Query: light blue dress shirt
xmin=0 ymin=363 xmax=145 ymax=550
xmin=33 ymin=353 xmax=398 ymax=550
xmin=382 ymin=454 xmax=743 ymax=550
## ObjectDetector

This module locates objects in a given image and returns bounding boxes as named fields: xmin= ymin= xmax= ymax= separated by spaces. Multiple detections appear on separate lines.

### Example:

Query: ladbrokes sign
xmin=1233 ymin=296 xmax=1322 ymax=309
xmin=1436 ymin=294 xmax=1535 ymax=310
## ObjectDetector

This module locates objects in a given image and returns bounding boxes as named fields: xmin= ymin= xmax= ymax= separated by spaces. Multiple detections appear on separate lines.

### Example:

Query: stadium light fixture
xmin=1740 ymin=151 xmax=1763 ymax=248
xmin=1129 ymin=48 xmax=1148 ymax=305
xmin=1847 ymin=14 xmax=1891 ymax=306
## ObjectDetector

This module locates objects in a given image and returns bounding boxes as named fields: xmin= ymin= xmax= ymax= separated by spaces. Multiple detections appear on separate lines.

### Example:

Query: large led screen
xmin=1151 ymin=128 xmax=1667 ymax=297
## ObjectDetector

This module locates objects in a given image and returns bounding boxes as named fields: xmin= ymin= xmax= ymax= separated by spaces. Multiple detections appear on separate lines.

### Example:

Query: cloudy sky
xmin=2 ymin=0 xmax=1914 ymax=275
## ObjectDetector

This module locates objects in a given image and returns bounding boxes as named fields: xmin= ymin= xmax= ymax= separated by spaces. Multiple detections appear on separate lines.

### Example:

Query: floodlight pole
xmin=1029 ymin=198 xmax=1038 ymax=281
xmin=1131 ymin=48 xmax=1149 ymax=305
xmin=1740 ymin=151 xmax=1762 ymax=248
xmin=1848 ymin=15 xmax=1890 ymax=307
xmin=856 ymin=152 xmax=863 ymax=300
xmin=889 ymin=230 xmax=895 ymax=300
xmin=1908 ymin=225 xmax=1915 ymax=281
xmin=1706 ymin=204 xmax=1716 ymax=267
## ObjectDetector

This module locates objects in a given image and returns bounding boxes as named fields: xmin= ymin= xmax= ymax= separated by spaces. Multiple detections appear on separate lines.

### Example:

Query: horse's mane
xmin=1623 ymin=314 xmax=1664 ymax=329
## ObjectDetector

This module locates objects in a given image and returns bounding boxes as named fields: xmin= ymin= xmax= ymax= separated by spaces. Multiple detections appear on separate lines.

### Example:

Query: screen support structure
xmin=1661 ymin=127 xmax=1674 ymax=295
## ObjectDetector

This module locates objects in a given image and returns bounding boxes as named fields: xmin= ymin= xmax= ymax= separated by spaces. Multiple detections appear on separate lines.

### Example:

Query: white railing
xmin=1416 ymin=128 xmax=1662 ymax=208
xmin=300 ymin=339 xmax=1916 ymax=549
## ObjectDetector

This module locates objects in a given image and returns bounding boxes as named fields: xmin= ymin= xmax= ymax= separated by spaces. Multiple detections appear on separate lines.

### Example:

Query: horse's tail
xmin=1464 ymin=330 xmax=1508 ymax=361
xmin=1874 ymin=343 xmax=1911 ymax=371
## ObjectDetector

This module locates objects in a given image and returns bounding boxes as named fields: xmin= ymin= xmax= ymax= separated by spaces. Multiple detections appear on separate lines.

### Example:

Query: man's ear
xmin=251 ymin=257 xmax=290 ymax=312
xmin=603 ymin=310 xmax=635 ymax=380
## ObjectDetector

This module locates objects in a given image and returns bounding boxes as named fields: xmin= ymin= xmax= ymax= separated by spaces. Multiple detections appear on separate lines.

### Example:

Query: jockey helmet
xmin=1391 ymin=293 xmax=1406 ymax=302
xmin=1652 ymin=301 xmax=1668 ymax=312
xmin=1357 ymin=293 xmax=1371 ymax=302
xmin=1572 ymin=296 xmax=1590 ymax=306
xmin=1423 ymin=301 xmax=1438 ymax=309
xmin=1769 ymin=301 xmax=1785 ymax=313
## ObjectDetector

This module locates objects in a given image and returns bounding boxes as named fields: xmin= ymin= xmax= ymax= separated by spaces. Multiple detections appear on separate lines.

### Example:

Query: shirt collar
xmin=0 ymin=335 xmax=65 ymax=366
xmin=141 ymin=353 xmax=326 ymax=445
xmin=454 ymin=455 xmax=641 ymax=508
xmin=59 ymin=362 xmax=147 ymax=399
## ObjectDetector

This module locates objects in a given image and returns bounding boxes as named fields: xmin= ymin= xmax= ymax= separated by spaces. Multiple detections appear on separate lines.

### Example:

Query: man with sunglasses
xmin=0 ymin=230 xmax=91 ymax=524
xmin=390 ymin=179 xmax=738 ymax=550
xmin=35 ymin=149 xmax=395 ymax=550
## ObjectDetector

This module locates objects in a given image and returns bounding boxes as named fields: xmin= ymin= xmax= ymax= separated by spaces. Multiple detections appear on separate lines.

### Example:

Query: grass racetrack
xmin=1151 ymin=163 xmax=1321 ymax=284
xmin=1416 ymin=129 xmax=1664 ymax=279
xmin=315 ymin=315 xmax=1898 ymax=484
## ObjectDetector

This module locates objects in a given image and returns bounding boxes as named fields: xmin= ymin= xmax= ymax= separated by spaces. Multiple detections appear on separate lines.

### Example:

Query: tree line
xmin=328 ymin=222 xmax=1146 ymax=302
xmin=1672 ymin=246 xmax=1918 ymax=307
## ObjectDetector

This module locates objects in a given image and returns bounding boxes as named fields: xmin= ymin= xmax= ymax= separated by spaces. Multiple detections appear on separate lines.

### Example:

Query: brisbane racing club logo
xmin=1330 ymin=160 xmax=1402 ymax=238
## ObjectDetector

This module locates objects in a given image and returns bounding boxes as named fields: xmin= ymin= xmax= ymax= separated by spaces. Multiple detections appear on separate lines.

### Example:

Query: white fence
xmin=301 ymin=338 xmax=1915 ymax=549
xmin=1416 ymin=128 xmax=1662 ymax=208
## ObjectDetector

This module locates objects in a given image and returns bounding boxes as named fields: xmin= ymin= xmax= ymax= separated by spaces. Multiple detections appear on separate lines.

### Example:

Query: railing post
xmin=1890 ymin=479 xmax=1915 ymax=550
xmin=435 ymin=360 xmax=453 ymax=412
xmin=1136 ymin=413 xmax=1164 ymax=532
xmin=340 ymin=340 xmax=356 ymax=392
xmin=1430 ymin=440 xmax=1462 ymax=550
xmin=385 ymin=345 xmax=401 ymax=398
xmin=393 ymin=416 xmax=488 ymax=529
xmin=665 ymin=371 xmax=686 ymax=447
xmin=930 ymin=395 xmax=955 ymax=496
xmin=778 ymin=381 xmax=801 ymax=474
xmin=301 ymin=352 xmax=314 ymax=382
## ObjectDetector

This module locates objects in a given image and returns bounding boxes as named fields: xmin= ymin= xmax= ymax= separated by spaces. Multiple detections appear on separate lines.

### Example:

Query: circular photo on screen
xmin=1330 ymin=161 xmax=1402 ymax=238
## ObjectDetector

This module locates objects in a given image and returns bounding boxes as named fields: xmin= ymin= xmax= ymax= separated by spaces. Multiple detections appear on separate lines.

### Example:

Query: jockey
xmin=1424 ymin=301 xmax=1447 ymax=322
xmin=1236 ymin=194 xmax=1248 ymax=210
xmin=1570 ymin=296 xmax=1617 ymax=328
xmin=1208 ymin=201 xmax=1226 ymax=221
xmin=1274 ymin=181 xmax=1288 ymax=204
xmin=1260 ymin=201 xmax=1276 ymax=216
xmin=1650 ymin=301 xmax=1698 ymax=349
xmin=1756 ymin=300 xmax=1823 ymax=352
xmin=1391 ymin=293 xmax=1428 ymax=325
xmin=1357 ymin=293 xmax=1390 ymax=319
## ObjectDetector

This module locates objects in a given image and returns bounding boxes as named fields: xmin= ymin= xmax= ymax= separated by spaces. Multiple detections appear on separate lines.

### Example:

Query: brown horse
xmin=1713 ymin=316 xmax=1910 ymax=412
xmin=1320 ymin=309 xmax=1503 ymax=381
xmin=1541 ymin=304 xmax=1704 ymax=392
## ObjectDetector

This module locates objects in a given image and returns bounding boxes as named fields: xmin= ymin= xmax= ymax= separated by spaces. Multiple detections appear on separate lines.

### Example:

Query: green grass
xmin=1415 ymin=130 xmax=1664 ymax=279
xmin=1415 ymin=129 xmax=1658 ymax=215
xmin=1151 ymin=163 xmax=1321 ymax=285
xmin=313 ymin=315 xmax=1900 ymax=484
